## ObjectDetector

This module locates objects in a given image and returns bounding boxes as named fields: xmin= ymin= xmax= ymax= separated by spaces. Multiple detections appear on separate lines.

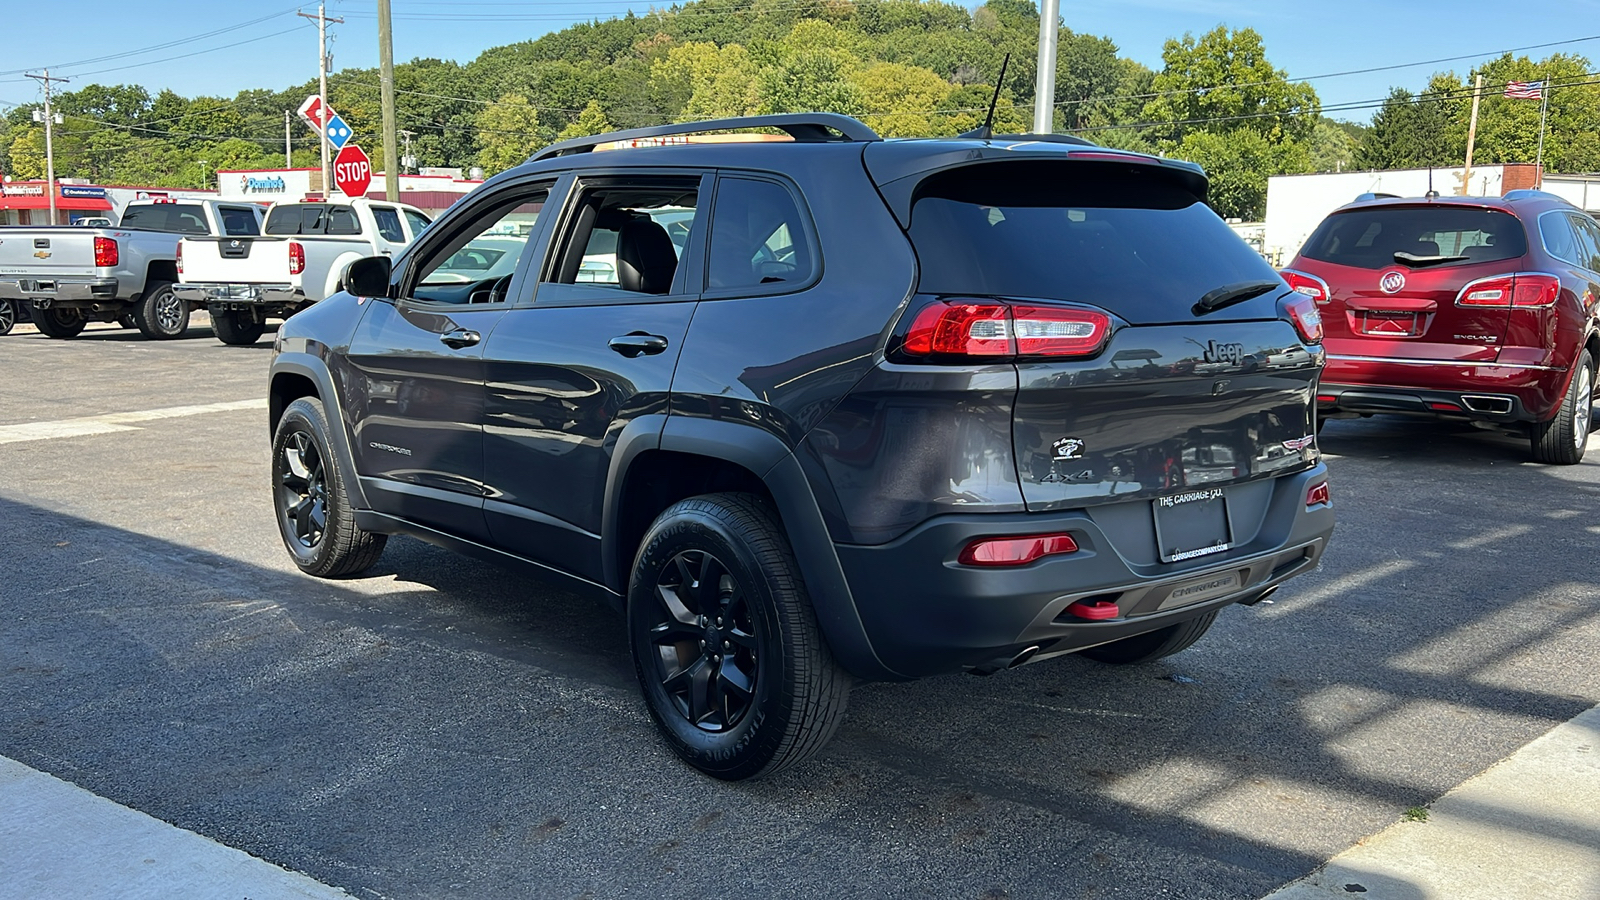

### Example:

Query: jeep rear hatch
xmin=887 ymin=154 xmax=1321 ymax=521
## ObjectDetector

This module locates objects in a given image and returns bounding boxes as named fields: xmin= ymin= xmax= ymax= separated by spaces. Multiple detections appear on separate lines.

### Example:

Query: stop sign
xmin=333 ymin=143 xmax=372 ymax=198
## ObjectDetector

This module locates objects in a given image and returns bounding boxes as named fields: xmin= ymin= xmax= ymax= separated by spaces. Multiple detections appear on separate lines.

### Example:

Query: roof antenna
xmin=1425 ymin=167 xmax=1439 ymax=200
xmin=960 ymin=53 xmax=1011 ymax=140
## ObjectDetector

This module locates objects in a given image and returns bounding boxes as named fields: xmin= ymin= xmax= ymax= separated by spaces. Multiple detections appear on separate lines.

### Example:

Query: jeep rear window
xmin=1301 ymin=206 xmax=1528 ymax=269
xmin=907 ymin=161 xmax=1281 ymax=322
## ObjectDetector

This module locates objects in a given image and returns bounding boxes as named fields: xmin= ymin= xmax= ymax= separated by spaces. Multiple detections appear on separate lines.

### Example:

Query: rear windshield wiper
xmin=1393 ymin=251 xmax=1470 ymax=267
xmin=1193 ymin=280 xmax=1283 ymax=316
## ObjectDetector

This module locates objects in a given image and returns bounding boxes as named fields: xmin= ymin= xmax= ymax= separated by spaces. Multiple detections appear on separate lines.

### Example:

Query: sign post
xmin=334 ymin=144 xmax=372 ymax=199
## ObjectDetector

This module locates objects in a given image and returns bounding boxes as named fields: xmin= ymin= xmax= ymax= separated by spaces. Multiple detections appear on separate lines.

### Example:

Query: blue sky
xmin=2 ymin=0 xmax=1597 ymax=123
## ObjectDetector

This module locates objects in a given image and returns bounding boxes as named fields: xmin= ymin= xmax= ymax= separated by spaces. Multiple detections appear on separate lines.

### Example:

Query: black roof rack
xmin=529 ymin=113 xmax=881 ymax=162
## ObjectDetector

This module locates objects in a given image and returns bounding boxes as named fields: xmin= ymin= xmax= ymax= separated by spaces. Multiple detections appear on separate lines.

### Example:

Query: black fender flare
xmin=270 ymin=352 xmax=369 ymax=511
xmin=602 ymin=414 xmax=905 ymax=682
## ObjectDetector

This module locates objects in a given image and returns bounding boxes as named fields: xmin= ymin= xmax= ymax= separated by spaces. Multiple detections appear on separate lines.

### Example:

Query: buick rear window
xmin=907 ymin=161 xmax=1281 ymax=323
xmin=1301 ymin=206 xmax=1527 ymax=269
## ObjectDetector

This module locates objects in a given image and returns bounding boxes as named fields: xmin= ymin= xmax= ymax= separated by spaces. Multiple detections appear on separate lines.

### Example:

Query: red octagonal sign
xmin=333 ymin=143 xmax=371 ymax=198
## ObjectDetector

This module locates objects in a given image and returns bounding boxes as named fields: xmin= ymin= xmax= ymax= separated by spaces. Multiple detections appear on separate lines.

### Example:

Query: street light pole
xmin=26 ymin=69 xmax=69 ymax=225
xmin=1032 ymin=0 xmax=1059 ymax=134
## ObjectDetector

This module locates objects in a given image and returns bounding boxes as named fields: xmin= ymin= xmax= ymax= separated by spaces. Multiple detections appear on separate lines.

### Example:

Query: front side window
xmin=410 ymin=185 xmax=550 ymax=304
xmin=1569 ymin=215 xmax=1600 ymax=272
xmin=708 ymin=177 xmax=814 ymax=291
xmin=403 ymin=209 xmax=432 ymax=240
xmin=542 ymin=180 xmax=700 ymax=298
xmin=371 ymin=206 xmax=404 ymax=243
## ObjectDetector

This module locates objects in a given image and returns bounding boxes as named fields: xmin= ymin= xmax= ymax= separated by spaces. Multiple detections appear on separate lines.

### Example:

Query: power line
xmin=0 ymin=5 xmax=304 ymax=77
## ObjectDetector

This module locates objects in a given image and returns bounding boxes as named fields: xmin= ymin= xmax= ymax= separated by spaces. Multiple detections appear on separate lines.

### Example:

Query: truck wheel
xmin=1081 ymin=610 xmax=1219 ymax=665
xmin=116 ymin=314 xmax=136 ymax=329
xmin=210 ymin=308 xmax=266 ymax=346
xmin=131 ymin=281 xmax=188 ymax=340
xmin=31 ymin=306 xmax=87 ymax=339
xmin=628 ymin=493 xmax=850 ymax=781
xmin=0 ymin=300 xmax=14 ymax=336
xmin=272 ymin=397 xmax=387 ymax=578
xmin=1530 ymin=350 xmax=1593 ymax=465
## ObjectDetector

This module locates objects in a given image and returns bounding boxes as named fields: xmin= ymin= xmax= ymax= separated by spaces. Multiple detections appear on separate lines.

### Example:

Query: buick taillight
xmin=1306 ymin=482 xmax=1331 ymax=507
xmin=900 ymin=300 xmax=1112 ymax=361
xmin=175 ymin=241 xmax=183 ymax=275
xmin=93 ymin=236 xmax=118 ymax=268
xmin=1280 ymin=269 xmax=1330 ymax=304
xmin=959 ymin=533 xmax=1079 ymax=567
xmin=1456 ymin=272 xmax=1560 ymax=308
xmin=1281 ymin=293 xmax=1324 ymax=344
xmin=288 ymin=241 xmax=306 ymax=275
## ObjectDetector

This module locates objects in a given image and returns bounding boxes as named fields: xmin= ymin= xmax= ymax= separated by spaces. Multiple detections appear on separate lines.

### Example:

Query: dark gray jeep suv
xmin=267 ymin=114 xmax=1335 ymax=780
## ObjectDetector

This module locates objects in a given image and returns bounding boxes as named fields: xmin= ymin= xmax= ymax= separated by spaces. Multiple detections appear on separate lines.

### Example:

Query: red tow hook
xmin=1066 ymin=599 xmax=1120 ymax=621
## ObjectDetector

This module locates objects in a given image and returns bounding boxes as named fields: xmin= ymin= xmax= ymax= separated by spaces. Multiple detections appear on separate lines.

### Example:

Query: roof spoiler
xmin=1354 ymin=192 xmax=1400 ymax=202
xmin=528 ymin=113 xmax=881 ymax=162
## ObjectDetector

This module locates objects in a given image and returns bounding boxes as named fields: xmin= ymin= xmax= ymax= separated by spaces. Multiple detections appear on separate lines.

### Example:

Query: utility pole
xmin=298 ymin=4 xmax=343 ymax=198
xmin=399 ymin=129 xmax=416 ymax=174
xmin=378 ymin=0 xmax=399 ymax=201
xmin=1462 ymin=73 xmax=1483 ymax=196
xmin=25 ymin=69 xmax=69 ymax=225
xmin=284 ymin=110 xmax=293 ymax=168
xmin=1032 ymin=0 xmax=1060 ymax=134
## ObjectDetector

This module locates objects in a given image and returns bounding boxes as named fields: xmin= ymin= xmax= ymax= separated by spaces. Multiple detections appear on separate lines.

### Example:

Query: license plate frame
xmin=1152 ymin=488 xmax=1233 ymax=563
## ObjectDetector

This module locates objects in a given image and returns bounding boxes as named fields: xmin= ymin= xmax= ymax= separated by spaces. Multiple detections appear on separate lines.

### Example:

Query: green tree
xmin=652 ymin=42 xmax=763 ymax=121
xmin=1141 ymin=26 xmax=1319 ymax=146
xmin=852 ymin=61 xmax=952 ymax=136
xmin=475 ymin=93 xmax=542 ymax=175
xmin=1178 ymin=129 xmax=1307 ymax=220
xmin=557 ymin=99 xmax=613 ymax=140
xmin=1308 ymin=118 xmax=1359 ymax=173
xmin=757 ymin=19 xmax=865 ymax=115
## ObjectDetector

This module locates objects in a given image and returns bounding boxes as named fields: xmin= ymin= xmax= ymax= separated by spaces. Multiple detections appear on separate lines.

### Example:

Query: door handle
xmin=440 ymin=328 xmax=480 ymax=349
xmin=608 ymin=332 xmax=669 ymax=358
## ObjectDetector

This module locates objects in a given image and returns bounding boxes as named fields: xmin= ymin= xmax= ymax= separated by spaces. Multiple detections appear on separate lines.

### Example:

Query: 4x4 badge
xmin=1052 ymin=437 xmax=1085 ymax=460
xmin=1379 ymin=270 xmax=1406 ymax=294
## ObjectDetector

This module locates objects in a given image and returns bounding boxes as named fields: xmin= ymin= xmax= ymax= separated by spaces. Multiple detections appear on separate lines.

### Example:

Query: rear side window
xmin=265 ymin=205 xmax=329 ymax=235
xmin=708 ymin=177 xmax=814 ymax=291
xmin=218 ymin=206 xmax=259 ymax=236
xmin=907 ymin=160 xmax=1279 ymax=321
xmin=370 ymin=206 xmax=404 ymax=242
xmin=1302 ymin=206 xmax=1528 ymax=269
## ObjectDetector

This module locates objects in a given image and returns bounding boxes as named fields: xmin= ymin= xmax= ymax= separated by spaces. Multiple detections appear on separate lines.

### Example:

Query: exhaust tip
xmin=1460 ymin=394 xmax=1513 ymax=415
xmin=1008 ymin=645 xmax=1041 ymax=669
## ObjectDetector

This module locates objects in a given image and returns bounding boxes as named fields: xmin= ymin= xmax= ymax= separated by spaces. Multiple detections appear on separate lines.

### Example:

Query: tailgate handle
xmin=1347 ymin=297 xmax=1437 ymax=312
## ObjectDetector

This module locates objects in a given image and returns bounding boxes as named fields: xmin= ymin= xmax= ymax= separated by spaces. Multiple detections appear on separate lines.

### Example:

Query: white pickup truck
xmin=0 ymin=199 xmax=265 ymax=339
xmin=175 ymin=198 xmax=431 ymax=345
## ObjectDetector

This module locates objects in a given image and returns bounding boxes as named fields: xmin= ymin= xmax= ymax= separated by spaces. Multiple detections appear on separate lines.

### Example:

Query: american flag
xmin=1504 ymin=81 xmax=1544 ymax=100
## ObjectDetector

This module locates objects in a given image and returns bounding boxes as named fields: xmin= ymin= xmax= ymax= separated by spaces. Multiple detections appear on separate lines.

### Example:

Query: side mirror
xmin=344 ymin=256 xmax=393 ymax=298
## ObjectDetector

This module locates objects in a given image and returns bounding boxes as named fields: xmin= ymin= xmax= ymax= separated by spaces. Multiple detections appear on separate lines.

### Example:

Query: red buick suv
xmin=1284 ymin=190 xmax=1599 ymax=463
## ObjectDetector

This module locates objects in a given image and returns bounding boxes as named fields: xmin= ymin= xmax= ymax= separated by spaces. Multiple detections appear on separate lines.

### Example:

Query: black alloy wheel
xmin=271 ymin=397 xmax=387 ymax=577
xmin=645 ymin=548 xmax=761 ymax=732
xmin=31 ymin=305 xmax=86 ymax=339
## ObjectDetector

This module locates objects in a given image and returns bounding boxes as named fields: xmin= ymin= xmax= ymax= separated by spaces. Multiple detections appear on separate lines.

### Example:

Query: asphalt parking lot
xmin=3 ymin=317 xmax=1599 ymax=900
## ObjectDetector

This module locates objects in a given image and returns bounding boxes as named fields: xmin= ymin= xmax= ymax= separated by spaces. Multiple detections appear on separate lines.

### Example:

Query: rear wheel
xmin=628 ymin=493 xmax=850 ymax=780
xmin=131 ymin=281 xmax=188 ymax=339
xmin=1081 ymin=610 xmax=1218 ymax=665
xmin=116 ymin=314 xmax=136 ymax=329
xmin=1530 ymin=350 xmax=1593 ymax=465
xmin=31 ymin=306 xmax=86 ymax=339
xmin=0 ymin=300 xmax=15 ymax=336
xmin=210 ymin=308 xmax=266 ymax=345
xmin=272 ymin=397 xmax=386 ymax=577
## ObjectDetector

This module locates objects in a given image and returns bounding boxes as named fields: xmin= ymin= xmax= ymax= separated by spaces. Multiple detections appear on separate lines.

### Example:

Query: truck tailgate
xmin=180 ymin=236 xmax=292 ymax=284
xmin=0 ymin=230 xmax=98 ymax=278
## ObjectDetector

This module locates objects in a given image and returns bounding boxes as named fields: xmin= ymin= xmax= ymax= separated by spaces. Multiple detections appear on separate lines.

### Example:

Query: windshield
xmin=1301 ymin=206 xmax=1528 ymax=269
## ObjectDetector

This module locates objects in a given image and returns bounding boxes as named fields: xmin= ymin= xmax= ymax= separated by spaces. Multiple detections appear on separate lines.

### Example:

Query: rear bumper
xmin=1322 ymin=354 xmax=1568 ymax=422
xmin=0 ymin=277 xmax=118 ymax=305
xmin=174 ymin=282 xmax=304 ymax=309
xmin=835 ymin=464 xmax=1334 ymax=677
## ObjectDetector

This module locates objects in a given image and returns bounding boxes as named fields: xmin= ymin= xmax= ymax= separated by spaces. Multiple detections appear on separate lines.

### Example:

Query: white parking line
xmin=0 ymin=756 xmax=352 ymax=900
xmin=0 ymin=399 xmax=267 ymax=446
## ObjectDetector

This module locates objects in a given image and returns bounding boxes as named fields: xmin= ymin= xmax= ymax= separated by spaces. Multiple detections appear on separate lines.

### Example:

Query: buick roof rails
xmin=529 ymin=113 xmax=881 ymax=162
xmin=1354 ymin=192 xmax=1400 ymax=202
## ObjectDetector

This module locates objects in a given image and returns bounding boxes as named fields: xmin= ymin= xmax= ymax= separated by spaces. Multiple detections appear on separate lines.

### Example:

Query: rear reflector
xmin=1428 ymin=401 xmax=1460 ymax=411
xmin=1456 ymin=272 xmax=1560 ymax=308
xmin=1316 ymin=394 xmax=1337 ymax=404
xmin=1306 ymin=482 xmax=1331 ymax=507
xmin=901 ymin=300 xmax=1111 ymax=361
xmin=959 ymin=533 xmax=1079 ymax=566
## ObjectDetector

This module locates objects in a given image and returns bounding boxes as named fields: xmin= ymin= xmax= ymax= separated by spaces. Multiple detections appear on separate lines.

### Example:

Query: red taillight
xmin=1456 ymin=273 xmax=1560 ymax=308
xmin=288 ymin=241 xmax=306 ymax=275
xmin=175 ymin=241 xmax=183 ymax=275
xmin=959 ymin=533 xmax=1079 ymax=567
xmin=1281 ymin=269 xmax=1329 ymax=304
xmin=901 ymin=301 xmax=1111 ymax=361
xmin=93 ymin=236 xmax=118 ymax=268
xmin=1281 ymin=293 xmax=1324 ymax=344
xmin=1306 ymin=482 xmax=1330 ymax=507
xmin=1316 ymin=394 xmax=1337 ymax=404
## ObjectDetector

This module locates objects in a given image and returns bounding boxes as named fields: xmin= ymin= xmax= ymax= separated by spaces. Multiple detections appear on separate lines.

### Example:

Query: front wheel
xmin=131 ymin=281 xmax=188 ymax=339
xmin=272 ymin=397 xmax=386 ymax=578
xmin=31 ymin=305 xmax=86 ymax=339
xmin=210 ymin=308 xmax=266 ymax=346
xmin=1530 ymin=350 xmax=1593 ymax=465
xmin=1081 ymin=610 xmax=1219 ymax=665
xmin=628 ymin=493 xmax=850 ymax=780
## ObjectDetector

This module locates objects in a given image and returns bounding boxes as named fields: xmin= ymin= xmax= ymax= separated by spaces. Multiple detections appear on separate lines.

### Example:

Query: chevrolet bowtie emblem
xmin=33 ymin=250 xmax=51 ymax=259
